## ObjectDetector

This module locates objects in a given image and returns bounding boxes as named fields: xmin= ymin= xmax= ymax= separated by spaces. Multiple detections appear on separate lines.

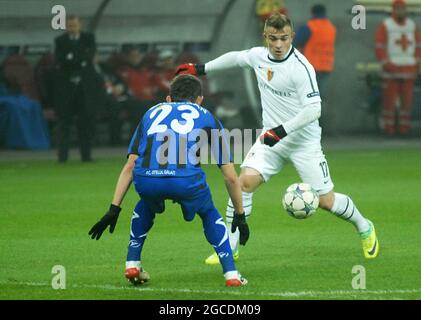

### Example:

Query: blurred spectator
xmin=52 ymin=15 xmax=102 ymax=162
xmin=94 ymin=53 xmax=135 ymax=145
xmin=155 ymin=49 xmax=176 ymax=99
xmin=108 ymin=46 xmax=161 ymax=141
xmin=0 ymin=95 xmax=50 ymax=149
xmin=94 ymin=53 xmax=129 ymax=104
xmin=175 ymin=51 xmax=201 ymax=65
xmin=106 ymin=52 xmax=127 ymax=73
xmin=375 ymin=0 xmax=421 ymax=135
xmin=2 ymin=53 xmax=40 ymax=100
xmin=0 ymin=54 xmax=50 ymax=149
xmin=294 ymin=4 xmax=336 ymax=129
xmin=118 ymin=46 xmax=159 ymax=102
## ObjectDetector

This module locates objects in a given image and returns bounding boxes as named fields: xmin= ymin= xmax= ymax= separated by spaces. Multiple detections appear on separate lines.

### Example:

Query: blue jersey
xmin=128 ymin=102 xmax=231 ymax=177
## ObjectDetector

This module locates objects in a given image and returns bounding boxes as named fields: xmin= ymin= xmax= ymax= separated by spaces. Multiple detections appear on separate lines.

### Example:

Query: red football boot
xmin=125 ymin=267 xmax=150 ymax=285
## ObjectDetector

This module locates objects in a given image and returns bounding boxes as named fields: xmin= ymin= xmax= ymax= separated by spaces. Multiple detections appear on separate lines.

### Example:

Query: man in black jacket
xmin=53 ymin=15 xmax=101 ymax=162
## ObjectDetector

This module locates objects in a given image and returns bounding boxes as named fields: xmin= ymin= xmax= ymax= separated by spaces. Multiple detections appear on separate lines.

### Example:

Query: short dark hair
xmin=311 ymin=4 xmax=326 ymax=16
xmin=169 ymin=74 xmax=202 ymax=102
xmin=264 ymin=13 xmax=294 ymax=32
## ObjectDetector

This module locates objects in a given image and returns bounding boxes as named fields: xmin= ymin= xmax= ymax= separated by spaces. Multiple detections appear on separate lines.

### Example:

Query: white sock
xmin=226 ymin=192 xmax=253 ymax=252
xmin=126 ymin=261 xmax=140 ymax=269
xmin=330 ymin=193 xmax=370 ymax=233
xmin=224 ymin=270 xmax=239 ymax=280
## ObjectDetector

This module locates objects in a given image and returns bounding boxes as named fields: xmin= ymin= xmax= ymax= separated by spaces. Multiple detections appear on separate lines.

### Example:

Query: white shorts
xmin=241 ymin=139 xmax=334 ymax=195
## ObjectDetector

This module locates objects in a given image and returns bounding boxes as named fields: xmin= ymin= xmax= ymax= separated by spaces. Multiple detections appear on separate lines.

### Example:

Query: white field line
xmin=2 ymin=281 xmax=421 ymax=298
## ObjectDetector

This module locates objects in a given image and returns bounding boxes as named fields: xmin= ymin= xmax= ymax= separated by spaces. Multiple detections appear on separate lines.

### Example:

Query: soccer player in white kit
xmin=176 ymin=13 xmax=379 ymax=263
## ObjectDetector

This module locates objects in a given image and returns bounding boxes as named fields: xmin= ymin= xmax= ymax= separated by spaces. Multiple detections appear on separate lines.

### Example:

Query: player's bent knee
xmin=240 ymin=168 xmax=264 ymax=193
xmin=241 ymin=182 xmax=254 ymax=193
xmin=240 ymin=177 xmax=260 ymax=193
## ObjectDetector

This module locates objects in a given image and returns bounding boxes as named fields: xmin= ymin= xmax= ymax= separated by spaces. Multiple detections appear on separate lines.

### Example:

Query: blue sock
xmin=126 ymin=200 xmax=156 ymax=264
xmin=198 ymin=202 xmax=236 ymax=274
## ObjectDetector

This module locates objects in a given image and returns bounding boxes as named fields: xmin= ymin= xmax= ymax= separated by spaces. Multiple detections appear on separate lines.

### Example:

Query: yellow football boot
xmin=205 ymin=250 xmax=239 ymax=265
xmin=361 ymin=220 xmax=379 ymax=259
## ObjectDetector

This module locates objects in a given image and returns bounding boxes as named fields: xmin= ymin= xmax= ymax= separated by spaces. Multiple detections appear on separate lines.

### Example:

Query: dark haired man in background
xmin=54 ymin=15 xmax=100 ymax=162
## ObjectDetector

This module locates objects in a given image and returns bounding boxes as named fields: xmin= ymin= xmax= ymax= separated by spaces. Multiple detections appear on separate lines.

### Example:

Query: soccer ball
xmin=282 ymin=183 xmax=319 ymax=219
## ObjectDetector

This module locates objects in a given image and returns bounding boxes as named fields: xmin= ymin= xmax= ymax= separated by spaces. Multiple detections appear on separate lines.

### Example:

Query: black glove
xmin=259 ymin=125 xmax=287 ymax=147
xmin=88 ymin=204 xmax=121 ymax=240
xmin=231 ymin=212 xmax=249 ymax=245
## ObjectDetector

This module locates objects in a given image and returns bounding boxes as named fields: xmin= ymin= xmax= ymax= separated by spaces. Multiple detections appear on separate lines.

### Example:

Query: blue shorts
xmin=133 ymin=172 xmax=214 ymax=221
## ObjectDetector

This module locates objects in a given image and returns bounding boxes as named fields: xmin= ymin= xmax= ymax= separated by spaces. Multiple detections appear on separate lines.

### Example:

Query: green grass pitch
xmin=1 ymin=148 xmax=421 ymax=300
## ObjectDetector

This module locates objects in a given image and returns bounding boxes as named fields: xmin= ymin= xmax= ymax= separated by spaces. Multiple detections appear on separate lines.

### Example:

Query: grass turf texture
xmin=1 ymin=149 xmax=421 ymax=300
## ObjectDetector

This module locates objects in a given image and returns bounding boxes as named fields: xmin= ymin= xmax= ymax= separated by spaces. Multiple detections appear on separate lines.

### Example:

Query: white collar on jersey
xmin=267 ymin=45 xmax=294 ymax=63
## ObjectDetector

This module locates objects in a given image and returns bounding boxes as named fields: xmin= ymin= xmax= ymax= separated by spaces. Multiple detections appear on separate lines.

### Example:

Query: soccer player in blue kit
xmin=89 ymin=74 xmax=249 ymax=287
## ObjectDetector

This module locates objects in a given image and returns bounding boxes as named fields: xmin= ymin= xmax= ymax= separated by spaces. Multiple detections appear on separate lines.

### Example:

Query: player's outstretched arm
xmin=88 ymin=154 xmax=138 ymax=240
xmin=220 ymin=163 xmax=249 ymax=245
xmin=175 ymin=50 xmax=251 ymax=76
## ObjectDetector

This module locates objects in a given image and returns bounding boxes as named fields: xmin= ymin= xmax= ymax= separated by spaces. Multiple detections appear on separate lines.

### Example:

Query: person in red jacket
xmin=375 ymin=0 xmax=421 ymax=135
xmin=118 ymin=46 xmax=159 ymax=102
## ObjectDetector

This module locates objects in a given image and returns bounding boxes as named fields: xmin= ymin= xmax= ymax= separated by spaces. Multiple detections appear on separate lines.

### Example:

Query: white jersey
xmin=206 ymin=46 xmax=322 ymax=144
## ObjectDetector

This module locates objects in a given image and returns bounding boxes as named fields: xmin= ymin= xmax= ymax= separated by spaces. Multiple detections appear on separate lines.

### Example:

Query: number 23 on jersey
xmin=147 ymin=104 xmax=200 ymax=136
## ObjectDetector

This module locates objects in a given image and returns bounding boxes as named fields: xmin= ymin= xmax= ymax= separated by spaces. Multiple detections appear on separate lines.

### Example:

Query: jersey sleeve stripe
xmin=293 ymin=52 xmax=318 ymax=94
xmin=141 ymin=135 xmax=153 ymax=168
